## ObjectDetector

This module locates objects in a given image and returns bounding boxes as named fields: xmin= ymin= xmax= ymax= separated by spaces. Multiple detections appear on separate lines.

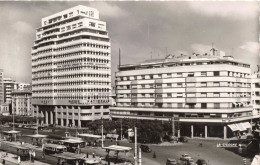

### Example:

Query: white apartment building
xmin=11 ymin=89 xmax=32 ymax=116
xmin=31 ymin=5 xmax=111 ymax=128
xmin=3 ymin=78 xmax=17 ymax=104
xmin=252 ymin=67 xmax=260 ymax=116
xmin=111 ymin=52 xmax=259 ymax=139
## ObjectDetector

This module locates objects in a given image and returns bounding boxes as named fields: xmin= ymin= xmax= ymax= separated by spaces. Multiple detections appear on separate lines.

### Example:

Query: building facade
xmin=3 ymin=78 xmax=17 ymax=104
xmin=11 ymin=87 xmax=32 ymax=116
xmin=31 ymin=5 xmax=111 ymax=127
xmin=111 ymin=52 xmax=259 ymax=138
xmin=252 ymin=67 xmax=260 ymax=116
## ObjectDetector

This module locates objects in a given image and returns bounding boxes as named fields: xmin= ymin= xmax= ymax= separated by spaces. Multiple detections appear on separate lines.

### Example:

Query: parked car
xmin=196 ymin=159 xmax=207 ymax=165
xmin=178 ymin=136 xmax=188 ymax=143
xmin=180 ymin=154 xmax=192 ymax=161
xmin=140 ymin=144 xmax=152 ymax=153
xmin=166 ymin=158 xmax=179 ymax=165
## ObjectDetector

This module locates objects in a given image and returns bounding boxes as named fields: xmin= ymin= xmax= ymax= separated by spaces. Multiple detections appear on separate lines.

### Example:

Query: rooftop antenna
xmin=118 ymin=48 xmax=121 ymax=68
xmin=210 ymin=42 xmax=217 ymax=56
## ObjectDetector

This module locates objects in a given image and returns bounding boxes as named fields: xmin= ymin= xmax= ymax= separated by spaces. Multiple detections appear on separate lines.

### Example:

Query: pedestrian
xmin=29 ymin=150 xmax=32 ymax=162
xmin=18 ymin=156 xmax=21 ymax=164
xmin=92 ymin=152 xmax=95 ymax=158
xmin=2 ymin=159 xmax=5 ymax=165
xmin=32 ymin=150 xmax=35 ymax=162
xmin=86 ymin=153 xmax=89 ymax=158
xmin=42 ymin=152 xmax=45 ymax=159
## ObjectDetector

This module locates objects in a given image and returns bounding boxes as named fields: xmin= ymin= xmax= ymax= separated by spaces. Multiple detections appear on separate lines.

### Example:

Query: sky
xmin=0 ymin=1 xmax=259 ymax=83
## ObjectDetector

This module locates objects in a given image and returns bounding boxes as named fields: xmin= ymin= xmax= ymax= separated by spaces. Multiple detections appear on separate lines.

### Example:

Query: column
xmin=191 ymin=124 xmax=194 ymax=138
xmin=177 ymin=129 xmax=180 ymax=138
xmin=66 ymin=106 xmax=69 ymax=127
xmin=41 ymin=111 xmax=44 ymax=125
xmin=50 ymin=111 xmax=53 ymax=125
xmin=205 ymin=125 xmax=208 ymax=139
xmin=72 ymin=106 xmax=75 ymax=127
xmin=172 ymin=117 xmax=175 ymax=136
xmin=61 ymin=106 xmax=64 ymax=127
xmin=223 ymin=125 xmax=227 ymax=139
xmin=92 ymin=106 xmax=95 ymax=121
xmin=45 ymin=111 xmax=49 ymax=125
xmin=78 ymin=107 xmax=81 ymax=128
xmin=55 ymin=106 xmax=58 ymax=125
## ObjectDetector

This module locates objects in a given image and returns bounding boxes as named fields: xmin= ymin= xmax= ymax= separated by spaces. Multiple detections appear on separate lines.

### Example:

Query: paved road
xmin=0 ymin=127 xmax=254 ymax=165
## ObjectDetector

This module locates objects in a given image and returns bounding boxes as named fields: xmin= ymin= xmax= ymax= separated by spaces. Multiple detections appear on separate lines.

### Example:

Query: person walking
xmin=32 ymin=150 xmax=35 ymax=162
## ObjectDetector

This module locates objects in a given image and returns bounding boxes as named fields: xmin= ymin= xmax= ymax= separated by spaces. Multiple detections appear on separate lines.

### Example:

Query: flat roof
xmin=27 ymin=134 xmax=47 ymax=138
xmin=78 ymin=134 xmax=102 ymax=138
xmin=103 ymin=145 xmax=132 ymax=152
xmin=3 ymin=130 xmax=20 ymax=134
xmin=44 ymin=143 xmax=66 ymax=149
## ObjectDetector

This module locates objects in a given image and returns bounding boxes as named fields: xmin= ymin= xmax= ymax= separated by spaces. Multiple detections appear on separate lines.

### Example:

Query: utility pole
xmin=134 ymin=127 xmax=138 ymax=165
xmin=121 ymin=118 xmax=123 ymax=141
xmin=139 ymin=147 xmax=142 ymax=165
xmin=102 ymin=118 xmax=104 ymax=148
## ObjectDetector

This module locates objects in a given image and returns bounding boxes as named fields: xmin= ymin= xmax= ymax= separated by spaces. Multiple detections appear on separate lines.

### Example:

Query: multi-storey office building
xmin=31 ymin=5 xmax=111 ymax=127
xmin=111 ymin=53 xmax=258 ymax=139
xmin=11 ymin=87 xmax=32 ymax=116
xmin=3 ymin=78 xmax=17 ymax=104
xmin=0 ymin=69 xmax=3 ymax=105
xmin=252 ymin=67 xmax=260 ymax=116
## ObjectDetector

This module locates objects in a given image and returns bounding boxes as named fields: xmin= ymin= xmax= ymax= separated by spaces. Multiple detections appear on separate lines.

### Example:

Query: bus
xmin=43 ymin=143 xmax=67 ymax=155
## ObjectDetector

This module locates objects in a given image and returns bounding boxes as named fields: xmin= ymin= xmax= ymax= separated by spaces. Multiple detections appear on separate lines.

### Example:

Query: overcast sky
xmin=0 ymin=1 xmax=259 ymax=83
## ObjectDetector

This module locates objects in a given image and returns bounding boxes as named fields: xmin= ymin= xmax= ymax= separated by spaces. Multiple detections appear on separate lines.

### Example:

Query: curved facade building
xmin=111 ymin=53 xmax=259 ymax=138
xmin=31 ymin=5 xmax=111 ymax=127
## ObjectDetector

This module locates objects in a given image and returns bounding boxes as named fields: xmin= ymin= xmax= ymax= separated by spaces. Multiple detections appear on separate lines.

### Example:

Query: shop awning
xmin=228 ymin=124 xmax=239 ymax=131
xmin=228 ymin=122 xmax=251 ymax=132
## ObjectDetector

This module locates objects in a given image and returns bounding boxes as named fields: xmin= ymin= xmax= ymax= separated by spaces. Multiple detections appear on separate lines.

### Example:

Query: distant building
xmin=0 ymin=69 xmax=3 ymax=105
xmin=31 ymin=5 xmax=111 ymax=127
xmin=111 ymin=51 xmax=257 ymax=139
xmin=11 ymin=86 xmax=32 ymax=116
xmin=252 ymin=66 xmax=260 ymax=117
xmin=3 ymin=78 xmax=17 ymax=104
xmin=0 ymin=103 xmax=10 ymax=116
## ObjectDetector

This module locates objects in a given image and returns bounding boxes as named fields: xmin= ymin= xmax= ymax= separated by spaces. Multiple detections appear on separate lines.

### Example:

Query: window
xmin=213 ymin=82 xmax=220 ymax=87
xmin=141 ymin=75 xmax=145 ymax=80
xmin=201 ymin=82 xmax=207 ymax=87
xmin=177 ymin=93 xmax=183 ymax=98
xmin=141 ymin=85 xmax=145 ymax=89
xmin=201 ymin=103 xmax=207 ymax=109
xmin=188 ymin=72 xmax=194 ymax=77
xmin=177 ymin=73 xmax=182 ymax=77
xmin=177 ymin=83 xmax=182 ymax=87
xmin=213 ymin=92 xmax=220 ymax=97
xmin=167 ymin=73 xmax=172 ymax=78
xmin=156 ymin=94 xmax=162 ymax=98
xmin=89 ymin=22 xmax=95 ymax=27
xmin=177 ymin=103 xmax=183 ymax=108
xmin=214 ymin=71 xmax=220 ymax=76
xmin=167 ymin=93 xmax=172 ymax=97
xmin=167 ymin=103 xmax=172 ymax=107
xmin=214 ymin=103 xmax=220 ymax=108
xmin=158 ymin=74 xmax=162 ymax=78
xmin=149 ymin=75 xmax=154 ymax=79
xmin=201 ymin=72 xmax=207 ymax=76
xmin=201 ymin=93 xmax=207 ymax=97
xmin=156 ymin=84 xmax=162 ymax=88
xmin=167 ymin=83 xmax=172 ymax=87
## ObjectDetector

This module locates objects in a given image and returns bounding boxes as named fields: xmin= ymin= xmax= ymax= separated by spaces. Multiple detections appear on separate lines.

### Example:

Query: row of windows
xmin=117 ymin=71 xmax=250 ymax=81
xmin=59 ymin=28 xmax=107 ymax=39
xmin=53 ymin=65 xmax=110 ymax=72
xmin=118 ymin=82 xmax=251 ymax=89
xmin=32 ymin=87 xmax=110 ymax=93
xmin=32 ymin=41 xmax=110 ymax=57
xmin=33 ymin=35 xmax=109 ymax=50
xmin=33 ymin=96 xmax=110 ymax=102
xmin=118 ymin=92 xmax=251 ymax=98
xmin=54 ymin=50 xmax=110 ymax=59
xmin=116 ymin=102 xmax=250 ymax=109
xmin=125 ymin=92 xmax=251 ymax=98
xmin=54 ymin=57 xmax=110 ymax=65
xmin=32 ymin=57 xmax=110 ymax=68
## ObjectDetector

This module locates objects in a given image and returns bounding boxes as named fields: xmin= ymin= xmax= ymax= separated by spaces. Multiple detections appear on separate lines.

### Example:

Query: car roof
xmin=167 ymin=158 xmax=177 ymax=161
